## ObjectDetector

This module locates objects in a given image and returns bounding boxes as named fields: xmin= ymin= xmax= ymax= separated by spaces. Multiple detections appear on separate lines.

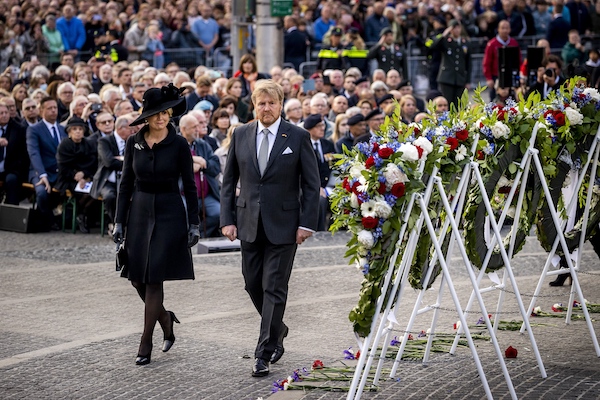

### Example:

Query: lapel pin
xmin=282 ymin=133 xmax=288 ymax=138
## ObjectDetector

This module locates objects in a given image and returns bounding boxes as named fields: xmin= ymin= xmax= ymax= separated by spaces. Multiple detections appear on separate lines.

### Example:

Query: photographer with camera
xmin=525 ymin=54 xmax=565 ymax=99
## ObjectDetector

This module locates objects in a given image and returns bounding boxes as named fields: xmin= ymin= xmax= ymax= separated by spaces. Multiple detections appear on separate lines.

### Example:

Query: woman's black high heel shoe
xmin=162 ymin=311 xmax=180 ymax=352
xmin=135 ymin=344 xmax=152 ymax=365
xmin=549 ymin=271 xmax=572 ymax=287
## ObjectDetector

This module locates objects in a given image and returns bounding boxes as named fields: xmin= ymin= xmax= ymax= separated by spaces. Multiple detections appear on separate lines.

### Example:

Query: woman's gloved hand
xmin=188 ymin=224 xmax=200 ymax=247
xmin=113 ymin=223 xmax=124 ymax=244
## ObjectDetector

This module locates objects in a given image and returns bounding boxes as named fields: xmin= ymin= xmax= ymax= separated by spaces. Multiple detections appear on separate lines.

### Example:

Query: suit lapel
xmin=246 ymin=121 xmax=260 ymax=175
xmin=41 ymin=123 xmax=58 ymax=152
xmin=264 ymin=120 xmax=290 ymax=175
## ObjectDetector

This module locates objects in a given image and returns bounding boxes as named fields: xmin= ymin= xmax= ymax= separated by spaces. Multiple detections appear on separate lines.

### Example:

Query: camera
xmin=89 ymin=103 xmax=103 ymax=121
xmin=544 ymin=68 xmax=555 ymax=78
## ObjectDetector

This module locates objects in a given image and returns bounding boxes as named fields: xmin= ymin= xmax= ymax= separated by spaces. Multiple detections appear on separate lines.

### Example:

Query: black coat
xmin=55 ymin=137 xmax=98 ymax=193
xmin=116 ymin=124 xmax=199 ymax=282
xmin=2 ymin=119 xmax=29 ymax=182
xmin=314 ymin=138 xmax=335 ymax=188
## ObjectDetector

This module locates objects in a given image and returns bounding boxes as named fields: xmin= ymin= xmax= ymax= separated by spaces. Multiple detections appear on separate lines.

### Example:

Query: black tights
xmin=131 ymin=281 xmax=171 ymax=355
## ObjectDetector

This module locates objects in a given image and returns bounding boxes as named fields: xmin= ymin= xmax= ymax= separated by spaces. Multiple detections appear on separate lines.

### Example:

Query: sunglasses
xmin=97 ymin=120 xmax=114 ymax=125
xmin=24 ymin=106 xmax=36 ymax=111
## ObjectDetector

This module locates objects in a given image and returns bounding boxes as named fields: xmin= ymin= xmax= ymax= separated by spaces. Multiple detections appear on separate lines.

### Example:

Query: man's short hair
xmin=115 ymin=115 xmax=132 ymax=129
xmin=39 ymin=96 xmax=57 ymax=108
xmin=196 ymin=76 xmax=212 ymax=88
xmin=118 ymin=68 xmax=132 ymax=78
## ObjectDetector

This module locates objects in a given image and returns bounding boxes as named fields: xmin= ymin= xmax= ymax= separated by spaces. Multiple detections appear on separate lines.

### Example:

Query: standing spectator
xmin=317 ymin=28 xmax=345 ymax=72
xmin=145 ymin=25 xmax=165 ymax=69
xmin=106 ymin=30 xmax=129 ymax=63
xmin=566 ymin=0 xmax=591 ymax=33
xmin=26 ymin=97 xmax=67 ymax=231
xmin=430 ymin=20 xmax=472 ymax=108
xmin=56 ymin=4 xmax=86 ymax=58
xmin=234 ymin=54 xmax=269 ymax=99
xmin=209 ymin=108 xmax=230 ymax=147
xmin=365 ymin=2 xmax=390 ymax=44
xmin=214 ymin=14 xmax=232 ymax=76
xmin=22 ymin=21 xmax=50 ymax=65
xmin=191 ymin=3 xmax=219 ymax=60
xmin=328 ymin=96 xmax=349 ymax=121
xmin=496 ymin=0 xmax=526 ymax=38
xmin=533 ymin=0 xmax=553 ymax=35
xmin=56 ymin=82 xmax=75 ymax=123
xmin=169 ymin=19 xmax=203 ymax=67
xmin=562 ymin=29 xmax=587 ymax=64
xmin=117 ymin=68 xmax=133 ymax=100
xmin=313 ymin=4 xmax=336 ymax=43
xmin=483 ymin=20 xmax=521 ymax=101
xmin=284 ymin=16 xmax=309 ymax=72
xmin=42 ymin=14 xmax=64 ymax=67
xmin=547 ymin=3 xmax=571 ymax=49
xmin=186 ymin=76 xmax=220 ymax=111
xmin=123 ymin=19 xmax=148 ymax=62
xmin=283 ymin=98 xmax=303 ymax=125
xmin=340 ymin=75 xmax=359 ymax=106
xmin=0 ymin=31 xmax=24 ymax=72
xmin=0 ymin=103 xmax=29 ymax=205
xmin=367 ymin=28 xmax=406 ymax=75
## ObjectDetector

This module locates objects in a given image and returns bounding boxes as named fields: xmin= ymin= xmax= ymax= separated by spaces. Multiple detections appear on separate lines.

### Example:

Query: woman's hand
xmin=188 ymin=224 xmax=200 ymax=247
xmin=74 ymin=171 xmax=84 ymax=182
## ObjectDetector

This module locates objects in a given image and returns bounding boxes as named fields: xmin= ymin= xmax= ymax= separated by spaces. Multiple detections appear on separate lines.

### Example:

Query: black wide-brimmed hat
xmin=130 ymin=83 xmax=187 ymax=126
xmin=65 ymin=116 xmax=89 ymax=134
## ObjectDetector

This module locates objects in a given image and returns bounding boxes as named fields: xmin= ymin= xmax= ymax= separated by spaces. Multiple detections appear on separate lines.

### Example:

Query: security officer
xmin=429 ymin=20 xmax=471 ymax=108
xmin=424 ymin=16 xmax=447 ymax=91
xmin=317 ymin=27 xmax=345 ymax=72
xmin=367 ymin=27 xmax=406 ymax=76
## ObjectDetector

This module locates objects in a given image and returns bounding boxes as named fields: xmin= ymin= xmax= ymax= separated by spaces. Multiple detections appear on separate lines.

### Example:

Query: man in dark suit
xmin=304 ymin=114 xmax=336 ymax=231
xmin=284 ymin=16 xmax=309 ymax=71
xmin=91 ymin=114 xmax=133 ymax=230
xmin=186 ymin=76 xmax=220 ymax=111
xmin=130 ymin=82 xmax=146 ymax=112
xmin=26 ymin=97 xmax=67 ymax=230
xmin=220 ymin=80 xmax=320 ymax=378
xmin=526 ymin=54 xmax=566 ymax=99
xmin=0 ymin=104 xmax=29 ymax=204
xmin=547 ymin=3 xmax=571 ymax=49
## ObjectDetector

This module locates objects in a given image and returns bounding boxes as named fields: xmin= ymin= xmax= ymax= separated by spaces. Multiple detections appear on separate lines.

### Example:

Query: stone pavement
xmin=0 ymin=229 xmax=599 ymax=400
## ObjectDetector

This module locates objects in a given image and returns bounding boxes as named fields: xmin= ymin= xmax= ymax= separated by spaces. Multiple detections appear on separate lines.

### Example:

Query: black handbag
xmin=116 ymin=241 xmax=127 ymax=272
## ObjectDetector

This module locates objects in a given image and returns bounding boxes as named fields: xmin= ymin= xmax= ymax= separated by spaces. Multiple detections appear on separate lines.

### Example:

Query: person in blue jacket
xmin=56 ymin=4 xmax=86 ymax=57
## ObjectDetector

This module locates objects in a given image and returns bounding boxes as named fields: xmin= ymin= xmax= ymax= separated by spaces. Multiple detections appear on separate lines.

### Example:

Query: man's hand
xmin=486 ymin=79 xmax=494 ymax=90
xmin=320 ymin=187 xmax=327 ymax=198
xmin=296 ymin=228 xmax=313 ymax=245
xmin=78 ymin=179 xmax=87 ymax=189
xmin=0 ymin=137 xmax=8 ymax=147
xmin=222 ymin=224 xmax=237 ymax=241
xmin=74 ymin=171 xmax=84 ymax=182
xmin=36 ymin=176 xmax=51 ymax=193
xmin=192 ymin=155 xmax=207 ymax=169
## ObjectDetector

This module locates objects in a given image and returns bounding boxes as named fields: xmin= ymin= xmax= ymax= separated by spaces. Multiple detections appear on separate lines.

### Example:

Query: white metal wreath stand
xmin=518 ymin=125 xmax=600 ymax=357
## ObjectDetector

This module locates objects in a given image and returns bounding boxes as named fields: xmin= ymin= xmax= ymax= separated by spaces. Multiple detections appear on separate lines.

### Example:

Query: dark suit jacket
xmin=26 ymin=121 xmax=67 ymax=184
xmin=220 ymin=119 xmax=321 ymax=245
xmin=2 ymin=119 xmax=29 ymax=181
xmin=546 ymin=17 xmax=571 ymax=49
xmin=191 ymin=138 xmax=221 ymax=200
xmin=525 ymin=77 xmax=566 ymax=99
xmin=185 ymin=91 xmax=220 ymax=111
xmin=91 ymin=133 xmax=122 ymax=199
xmin=315 ymin=138 xmax=335 ymax=188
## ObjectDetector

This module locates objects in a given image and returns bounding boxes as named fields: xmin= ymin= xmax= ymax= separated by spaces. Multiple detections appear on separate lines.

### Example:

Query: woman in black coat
xmin=56 ymin=117 xmax=98 ymax=233
xmin=113 ymin=84 xmax=200 ymax=365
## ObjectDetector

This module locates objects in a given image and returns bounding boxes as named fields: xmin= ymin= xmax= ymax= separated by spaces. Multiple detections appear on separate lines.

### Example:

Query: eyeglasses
xmin=23 ymin=106 xmax=36 ymax=111
xmin=97 ymin=120 xmax=114 ymax=125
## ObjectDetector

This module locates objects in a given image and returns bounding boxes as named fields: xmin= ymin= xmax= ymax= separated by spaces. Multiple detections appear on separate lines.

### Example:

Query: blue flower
xmin=361 ymin=263 xmax=370 ymax=275
xmin=344 ymin=348 xmax=357 ymax=359
xmin=390 ymin=336 xmax=401 ymax=346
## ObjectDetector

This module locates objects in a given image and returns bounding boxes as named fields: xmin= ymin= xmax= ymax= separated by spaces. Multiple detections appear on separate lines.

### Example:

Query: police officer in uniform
xmin=367 ymin=27 xmax=406 ymax=76
xmin=317 ymin=27 xmax=345 ymax=72
xmin=424 ymin=17 xmax=447 ymax=91
xmin=429 ymin=20 xmax=471 ymax=108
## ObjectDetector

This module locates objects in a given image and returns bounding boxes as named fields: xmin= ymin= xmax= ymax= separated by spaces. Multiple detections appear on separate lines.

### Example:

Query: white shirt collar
xmin=43 ymin=119 xmax=58 ymax=132
xmin=257 ymin=117 xmax=282 ymax=136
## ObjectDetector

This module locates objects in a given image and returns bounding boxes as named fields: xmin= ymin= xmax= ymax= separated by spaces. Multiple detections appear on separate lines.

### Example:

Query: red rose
xmin=351 ymin=181 xmax=361 ymax=194
xmin=455 ymin=129 xmax=469 ymax=141
xmin=477 ymin=150 xmax=485 ymax=160
xmin=312 ymin=359 xmax=324 ymax=369
xmin=361 ymin=216 xmax=379 ymax=229
xmin=414 ymin=126 xmax=421 ymax=135
xmin=391 ymin=182 xmax=405 ymax=198
xmin=544 ymin=110 xmax=553 ymax=118
xmin=378 ymin=147 xmax=394 ymax=159
xmin=355 ymin=350 xmax=361 ymax=359
xmin=505 ymin=346 xmax=518 ymax=358
xmin=343 ymin=209 xmax=350 ymax=214
xmin=372 ymin=142 xmax=379 ymax=152
xmin=446 ymin=137 xmax=459 ymax=151
xmin=377 ymin=182 xmax=387 ymax=194
xmin=554 ymin=111 xmax=565 ymax=126
xmin=479 ymin=121 xmax=484 ymax=129
xmin=416 ymin=146 xmax=424 ymax=158
xmin=365 ymin=156 xmax=375 ymax=169
xmin=343 ymin=177 xmax=351 ymax=192
xmin=510 ymin=107 xmax=517 ymax=115
xmin=497 ymin=109 xmax=506 ymax=121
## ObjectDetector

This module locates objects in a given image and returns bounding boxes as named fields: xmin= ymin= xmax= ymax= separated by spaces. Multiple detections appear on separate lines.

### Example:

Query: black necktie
xmin=313 ymin=142 xmax=322 ymax=163
xmin=52 ymin=126 xmax=60 ymax=146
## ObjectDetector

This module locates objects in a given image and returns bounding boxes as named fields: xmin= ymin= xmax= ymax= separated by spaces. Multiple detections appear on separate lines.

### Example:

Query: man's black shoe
xmin=252 ymin=358 xmax=269 ymax=377
xmin=270 ymin=324 xmax=289 ymax=364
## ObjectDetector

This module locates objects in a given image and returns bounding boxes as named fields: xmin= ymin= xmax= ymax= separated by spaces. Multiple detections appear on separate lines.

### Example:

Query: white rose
xmin=349 ymin=163 xmax=365 ymax=179
xmin=350 ymin=193 xmax=359 ymax=208
xmin=373 ymin=197 xmax=392 ymax=219
xmin=356 ymin=257 xmax=368 ymax=270
xmin=491 ymin=121 xmax=510 ymax=139
xmin=413 ymin=136 xmax=433 ymax=156
xmin=360 ymin=200 xmax=377 ymax=218
xmin=357 ymin=230 xmax=375 ymax=249
xmin=565 ymin=107 xmax=583 ymax=125
xmin=399 ymin=143 xmax=419 ymax=161
xmin=498 ymin=176 xmax=511 ymax=187
xmin=383 ymin=163 xmax=408 ymax=185
xmin=584 ymin=87 xmax=600 ymax=101
xmin=455 ymin=145 xmax=468 ymax=161
xmin=434 ymin=126 xmax=446 ymax=136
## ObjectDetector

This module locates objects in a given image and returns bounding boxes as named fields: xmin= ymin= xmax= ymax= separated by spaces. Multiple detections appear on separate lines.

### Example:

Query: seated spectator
xmin=20 ymin=98 xmax=40 ymax=127
xmin=27 ymin=97 xmax=67 ymax=230
xmin=234 ymin=54 xmax=269 ymax=99
xmin=91 ymin=114 xmax=133 ymax=235
xmin=330 ymin=113 xmax=349 ymax=149
xmin=433 ymin=96 xmax=449 ymax=115
xmin=399 ymin=95 xmax=418 ymax=124
xmin=336 ymin=113 xmax=366 ymax=153
xmin=218 ymin=95 xmax=240 ymax=125
xmin=179 ymin=114 xmax=221 ymax=238
xmin=187 ymin=76 xmax=220 ymax=111
xmin=188 ymin=109 xmax=218 ymax=151
xmin=130 ymin=82 xmax=146 ymax=111
xmin=56 ymin=82 xmax=75 ymax=122
xmin=60 ymin=95 xmax=89 ymax=128
xmin=101 ymin=87 xmax=121 ymax=115
xmin=56 ymin=117 xmax=98 ymax=233
xmin=284 ymin=98 xmax=303 ymax=125
xmin=0 ymin=102 xmax=29 ymax=205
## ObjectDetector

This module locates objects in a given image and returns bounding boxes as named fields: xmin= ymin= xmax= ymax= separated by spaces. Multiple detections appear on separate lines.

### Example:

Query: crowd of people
xmin=0 ymin=0 xmax=600 ymax=234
